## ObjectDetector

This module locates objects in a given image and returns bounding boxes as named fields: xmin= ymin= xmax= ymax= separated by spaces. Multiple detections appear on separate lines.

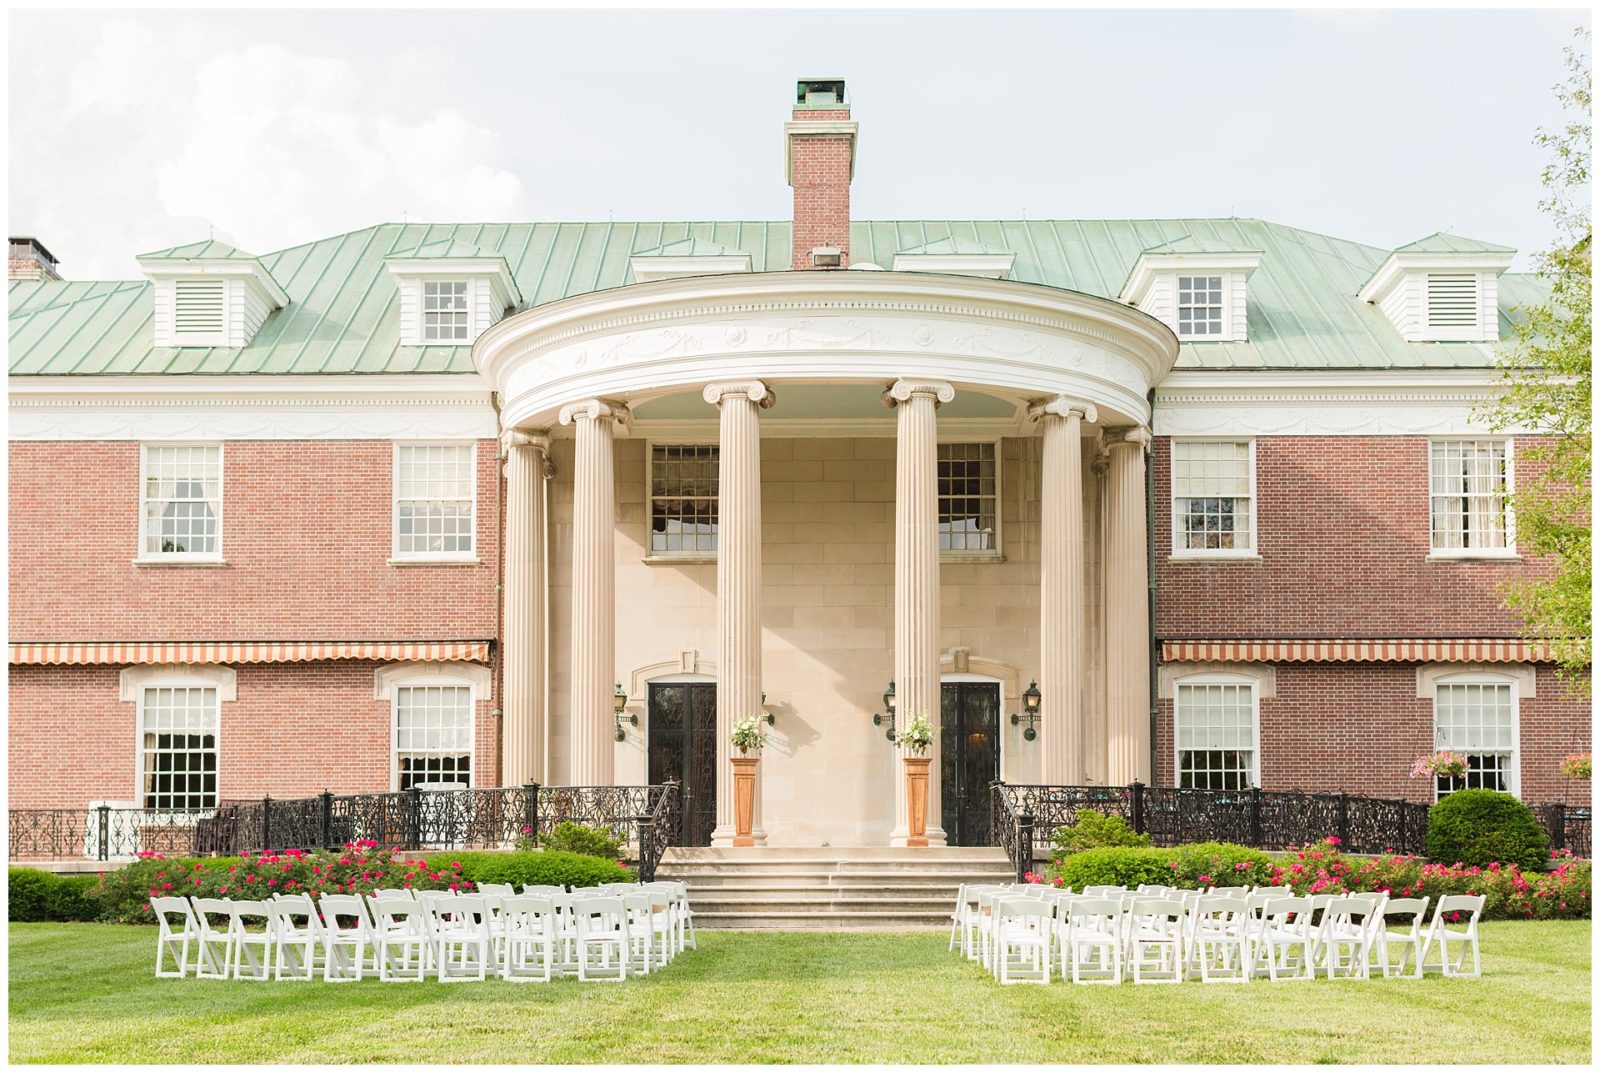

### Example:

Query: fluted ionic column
xmin=502 ymin=430 xmax=552 ymax=786
xmin=559 ymin=399 xmax=627 ymax=785
xmin=1032 ymin=398 xmax=1096 ymax=785
xmin=1104 ymin=428 xmax=1152 ymax=784
xmin=704 ymin=381 xmax=774 ymax=847
xmin=886 ymin=378 xmax=953 ymax=846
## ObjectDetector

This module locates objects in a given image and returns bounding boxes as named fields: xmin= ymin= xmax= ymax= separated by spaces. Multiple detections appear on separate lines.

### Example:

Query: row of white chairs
xmin=949 ymin=882 xmax=1485 ymax=986
xmin=151 ymin=881 xmax=696 ymax=984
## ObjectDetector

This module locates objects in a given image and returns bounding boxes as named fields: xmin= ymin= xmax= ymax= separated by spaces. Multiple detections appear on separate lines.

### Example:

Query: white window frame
xmin=387 ymin=673 xmax=479 ymax=792
xmin=169 ymin=278 xmax=230 ymax=347
xmin=132 ymin=672 xmax=224 ymax=812
xmin=938 ymin=439 xmax=1004 ymax=560
xmin=391 ymin=441 xmax=478 ymax=563
xmin=1169 ymin=438 xmax=1256 ymax=559
xmin=421 ymin=279 xmax=471 ymax=343
xmin=1427 ymin=436 xmax=1517 ymax=559
xmin=1431 ymin=672 xmax=1521 ymax=800
xmin=644 ymin=439 xmax=721 ymax=560
xmin=1172 ymin=673 xmax=1260 ymax=791
xmin=138 ymin=442 xmax=224 ymax=563
xmin=1175 ymin=274 xmax=1229 ymax=339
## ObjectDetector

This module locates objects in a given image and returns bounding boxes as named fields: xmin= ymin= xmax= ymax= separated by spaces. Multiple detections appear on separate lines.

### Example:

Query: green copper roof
xmin=895 ymin=237 xmax=1012 ymax=256
xmin=1393 ymin=232 xmax=1517 ymax=254
xmin=632 ymin=238 xmax=747 ymax=257
xmin=386 ymin=238 xmax=500 ymax=260
xmin=1140 ymin=234 xmax=1263 ymax=255
xmin=136 ymin=240 xmax=259 ymax=261
xmin=11 ymin=218 xmax=1540 ymax=376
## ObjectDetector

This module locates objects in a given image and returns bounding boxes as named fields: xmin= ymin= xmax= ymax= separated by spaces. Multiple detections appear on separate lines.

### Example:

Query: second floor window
xmin=142 ymin=444 xmax=222 ymax=559
xmin=1171 ymin=440 xmax=1253 ymax=555
xmin=1176 ymin=275 xmax=1224 ymax=337
xmin=938 ymin=442 xmax=999 ymax=554
xmin=422 ymin=280 xmax=470 ymax=342
xmin=650 ymin=444 xmax=719 ymax=555
xmin=1430 ymin=440 xmax=1511 ymax=553
xmin=394 ymin=443 xmax=476 ymax=559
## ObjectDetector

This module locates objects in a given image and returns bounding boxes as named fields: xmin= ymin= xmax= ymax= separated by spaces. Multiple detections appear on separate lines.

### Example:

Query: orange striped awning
xmin=8 ymin=641 xmax=492 ymax=667
xmin=1160 ymin=638 xmax=1547 ymax=664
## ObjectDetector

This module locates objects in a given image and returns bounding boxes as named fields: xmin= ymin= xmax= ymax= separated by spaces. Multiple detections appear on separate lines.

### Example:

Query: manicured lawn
xmin=7 ymin=922 xmax=1592 ymax=1063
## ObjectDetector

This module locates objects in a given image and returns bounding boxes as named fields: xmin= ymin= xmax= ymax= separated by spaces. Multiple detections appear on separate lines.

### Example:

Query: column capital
xmin=1028 ymin=396 xmax=1099 ymax=424
xmin=882 ymin=379 xmax=955 ymax=408
xmin=1104 ymin=426 xmax=1153 ymax=453
xmin=501 ymin=428 xmax=551 ymax=453
xmin=702 ymin=380 xmax=776 ymax=409
xmin=558 ymin=398 xmax=631 ymax=428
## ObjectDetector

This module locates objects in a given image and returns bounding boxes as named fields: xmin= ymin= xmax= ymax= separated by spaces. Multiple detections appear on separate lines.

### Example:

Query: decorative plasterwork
xmin=1153 ymin=369 xmax=1537 ymax=437
xmin=8 ymin=374 xmax=497 ymax=441
xmin=474 ymin=271 xmax=1178 ymax=434
xmin=702 ymin=381 xmax=775 ymax=408
xmin=628 ymin=651 xmax=718 ymax=699
xmin=119 ymin=664 xmax=238 ymax=703
xmin=1028 ymin=396 xmax=1099 ymax=424
xmin=884 ymin=379 xmax=955 ymax=406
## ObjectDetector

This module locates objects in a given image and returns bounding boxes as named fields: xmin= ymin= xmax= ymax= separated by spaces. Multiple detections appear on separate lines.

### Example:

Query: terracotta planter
xmin=732 ymin=755 xmax=760 ymax=847
xmin=903 ymin=755 xmax=931 ymax=848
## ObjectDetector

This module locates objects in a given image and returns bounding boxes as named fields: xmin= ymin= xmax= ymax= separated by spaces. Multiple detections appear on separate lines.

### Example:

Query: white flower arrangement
xmin=896 ymin=712 xmax=934 ymax=756
xmin=730 ymin=715 xmax=767 ymax=754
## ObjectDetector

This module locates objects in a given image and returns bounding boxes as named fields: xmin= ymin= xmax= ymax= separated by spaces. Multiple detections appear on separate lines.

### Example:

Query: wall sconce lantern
xmin=760 ymin=690 xmax=773 ymax=726
xmin=872 ymin=680 xmax=897 ymax=741
xmin=613 ymin=682 xmax=636 ymax=741
xmin=1011 ymin=680 xmax=1042 ymax=741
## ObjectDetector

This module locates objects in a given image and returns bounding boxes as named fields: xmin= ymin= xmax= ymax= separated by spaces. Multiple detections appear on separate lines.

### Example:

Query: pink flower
xmin=1234 ymin=862 xmax=1250 ymax=871
xmin=1198 ymin=874 xmax=1213 ymax=884
xmin=1326 ymin=837 xmax=1341 ymax=846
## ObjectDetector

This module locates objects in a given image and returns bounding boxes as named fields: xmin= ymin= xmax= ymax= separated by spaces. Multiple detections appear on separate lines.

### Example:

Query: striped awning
xmin=1160 ymin=638 xmax=1546 ymax=664
xmin=9 ymin=641 xmax=492 ymax=667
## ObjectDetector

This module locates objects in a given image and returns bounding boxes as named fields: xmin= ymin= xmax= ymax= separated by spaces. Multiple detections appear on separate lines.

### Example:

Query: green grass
xmin=7 ymin=922 xmax=1592 ymax=1063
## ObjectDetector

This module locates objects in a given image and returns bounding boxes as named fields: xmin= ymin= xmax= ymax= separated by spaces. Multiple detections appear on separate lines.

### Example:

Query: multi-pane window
xmin=394 ymin=444 xmax=475 ymax=558
xmin=395 ymin=684 xmax=473 ymax=790
xmin=1175 ymin=681 xmax=1257 ymax=790
xmin=1176 ymin=275 xmax=1224 ymax=337
xmin=142 ymin=444 xmax=222 ymax=558
xmin=938 ymin=442 xmax=999 ymax=554
xmin=1171 ymin=440 xmax=1253 ymax=553
xmin=1434 ymin=680 xmax=1518 ymax=798
xmin=140 ymin=687 xmax=219 ymax=810
xmin=1430 ymin=440 xmax=1512 ymax=552
xmin=649 ymin=444 xmax=718 ymax=555
xmin=422 ymin=280 xmax=470 ymax=342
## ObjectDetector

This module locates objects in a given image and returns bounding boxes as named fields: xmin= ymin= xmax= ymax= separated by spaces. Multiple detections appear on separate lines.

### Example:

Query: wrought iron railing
xmin=988 ymin=781 xmax=1585 ymax=882
xmin=9 ymin=784 xmax=682 ymax=865
xmin=634 ymin=781 xmax=681 ymax=882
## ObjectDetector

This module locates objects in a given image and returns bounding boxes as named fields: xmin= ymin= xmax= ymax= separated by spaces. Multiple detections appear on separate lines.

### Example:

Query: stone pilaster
xmin=1032 ymin=397 xmax=1097 ymax=785
xmin=501 ymin=430 xmax=552 ymax=786
xmin=704 ymin=381 xmax=774 ymax=846
xmin=558 ymin=399 xmax=627 ymax=785
xmin=885 ymin=378 xmax=953 ymax=846
xmin=1104 ymin=427 xmax=1153 ymax=784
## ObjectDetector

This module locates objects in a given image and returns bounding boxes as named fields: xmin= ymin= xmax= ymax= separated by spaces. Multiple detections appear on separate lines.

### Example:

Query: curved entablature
xmin=473 ymin=271 xmax=1179 ymax=433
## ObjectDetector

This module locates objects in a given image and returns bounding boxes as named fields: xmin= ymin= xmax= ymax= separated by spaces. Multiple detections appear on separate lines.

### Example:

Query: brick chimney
xmin=9 ymin=237 xmax=61 ymax=281
xmin=786 ymin=79 xmax=856 ymax=270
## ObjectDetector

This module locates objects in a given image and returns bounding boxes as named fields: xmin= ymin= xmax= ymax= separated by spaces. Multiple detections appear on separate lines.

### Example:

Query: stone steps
xmin=659 ymin=845 xmax=1012 ymax=930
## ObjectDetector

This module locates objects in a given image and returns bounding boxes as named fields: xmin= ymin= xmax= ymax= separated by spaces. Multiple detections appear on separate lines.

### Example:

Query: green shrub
xmin=1050 ymin=841 xmax=1275 ymax=891
xmin=1049 ymin=810 xmax=1150 ymax=859
xmin=539 ymin=822 xmax=625 ymax=860
xmin=1050 ymin=847 xmax=1174 ymax=890
xmin=1426 ymin=789 xmax=1550 ymax=871
xmin=428 ymin=850 xmax=632 ymax=889
xmin=8 ymin=868 xmax=56 ymax=922
xmin=47 ymin=874 xmax=100 ymax=922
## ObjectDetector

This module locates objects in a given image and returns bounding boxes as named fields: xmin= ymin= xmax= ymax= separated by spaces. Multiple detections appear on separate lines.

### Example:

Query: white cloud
xmin=10 ymin=18 xmax=528 ymax=278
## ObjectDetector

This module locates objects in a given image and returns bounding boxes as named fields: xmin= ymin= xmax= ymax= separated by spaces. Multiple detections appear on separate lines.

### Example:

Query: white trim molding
xmin=1158 ymin=662 xmax=1276 ymax=700
xmin=1416 ymin=662 xmax=1535 ymax=699
xmin=373 ymin=660 xmax=493 ymax=700
xmin=120 ymin=663 xmax=238 ymax=703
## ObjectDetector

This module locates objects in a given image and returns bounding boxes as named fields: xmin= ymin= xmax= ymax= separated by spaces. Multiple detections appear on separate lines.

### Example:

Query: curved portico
xmin=475 ymin=270 xmax=1177 ymax=846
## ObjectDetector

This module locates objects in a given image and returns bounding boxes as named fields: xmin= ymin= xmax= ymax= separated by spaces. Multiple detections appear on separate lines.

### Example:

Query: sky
xmin=8 ymin=7 xmax=1590 ymax=280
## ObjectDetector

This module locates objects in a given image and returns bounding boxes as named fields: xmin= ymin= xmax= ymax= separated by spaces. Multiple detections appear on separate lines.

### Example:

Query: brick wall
xmin=1154 ymin=661 xmax=1589 ymax=805
xmin=7 ymin=661 xmax=499 ymax=809
xmin=1153 ymin=436 xmax=1555 ymax=637
xmin=8 ymin=440 xmax=500 ymax=641
xmin=790 ymin=107 xmax=852 ymax=270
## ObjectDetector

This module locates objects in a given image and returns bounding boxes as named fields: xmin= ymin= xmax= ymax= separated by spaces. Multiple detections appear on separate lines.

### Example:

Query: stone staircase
xmin=657 ymin=845 xmax=1013 ymax=929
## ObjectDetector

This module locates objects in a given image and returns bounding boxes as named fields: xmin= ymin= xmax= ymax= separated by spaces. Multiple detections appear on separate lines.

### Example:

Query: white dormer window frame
xmin=384 ymin=257 xmax=521 ymax=347
xmin=1119 ymin=252 xmax=1260 ymax=343
xmin=142 ymin=262 xmax=288 ymax=349
xmin=422 ymin=280 xmax=471 ymax=342
xmin=1175 ymin=274 xmax=1228 ymax=338
xmin=1358 ymin=252 xmax=1513 ymax=343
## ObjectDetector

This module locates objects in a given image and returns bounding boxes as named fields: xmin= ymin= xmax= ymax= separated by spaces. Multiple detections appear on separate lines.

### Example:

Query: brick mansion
xmin=8 ymin=79 xmax=1589 ymax=849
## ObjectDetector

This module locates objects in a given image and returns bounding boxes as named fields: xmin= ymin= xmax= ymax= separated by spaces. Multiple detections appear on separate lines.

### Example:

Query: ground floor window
xmin=1174 ymin=678 xmax=1257 ymax=790
xmin=1433 ymin=677 xmax=1518 ymax=798
xmin=140 ymin=686 xmax=219 ymax=810
xmin=395 ymin=684 xmax=474 ymax=790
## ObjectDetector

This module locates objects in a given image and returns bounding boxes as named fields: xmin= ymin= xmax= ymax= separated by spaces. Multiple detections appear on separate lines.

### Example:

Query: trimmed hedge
xmin=1426 ymin=789 xmax=1550 ymax=871
xmin=1050 ymin=841 xmax=1276 ymax=891
xmin=7 ymin=868 xmax=101 ymax=923
xmin=422 ymin=850 xmax=631 ymax=889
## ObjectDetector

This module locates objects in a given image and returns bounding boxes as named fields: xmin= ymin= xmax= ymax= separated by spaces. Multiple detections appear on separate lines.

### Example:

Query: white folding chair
xmin=663 ymin=881 xmax=696 ymax=951
xmin=1421 ymin=894 xmax=1486 ymax=978
xmin=1063 ymin=896 xmax=1123 ymax=985
xmin=499 ymin=894 xmax=558 ymax=982
xmin=1320 ymin=893 xmax=1386 ymax=980
xmin=270 ymin=894 xmax=324 ymax=981
xmin=637 ymin=883 xmax=678 ymax=965
xmin=151 ymin=896 xmax=201 ymax=978
xmin=1373 ymin=896 xmax=1431 ymax=979
xmin=430 ymin=895 xmax=493 ymax=982
xmin=947 ymin=883 xmax=968 ymax=952
xmin=1082 ymin=885 xmax=1127 ymax=897
xmin=318 ymin=894 xmax=377 ymax=982
xmin=227 ymin=899 xmax=275 ymax=981
xmin=1257 ymin=896 xmax=1316 ymax=981
xmin=1126 ymin=897 xmax=1186 ymax=984
xmin=572 ymin=896 xmax=629 ymax=982
xmin=372 ymin=896 xmax=431 ymax=982
xmin=993 ymin=897 xmax=1052 ymax=985
xmin=1189 ymin=895 xmax=1252 ymax=983
xmin=190 ymin=897 xmax=236 ymax=980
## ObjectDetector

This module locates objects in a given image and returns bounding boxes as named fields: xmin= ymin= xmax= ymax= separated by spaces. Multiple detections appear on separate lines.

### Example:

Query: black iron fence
xmin=9 ymin=783 xmax=683 ymax=882
xmin=990 ymin=781 xmax=1590 ymax=882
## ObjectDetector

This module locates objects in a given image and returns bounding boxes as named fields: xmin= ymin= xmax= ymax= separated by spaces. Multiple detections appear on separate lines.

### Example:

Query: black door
xmin=647 ymin=682 xmax=718 ymax=846
xmin=940 ymin=682 xmax=1001 ymax=846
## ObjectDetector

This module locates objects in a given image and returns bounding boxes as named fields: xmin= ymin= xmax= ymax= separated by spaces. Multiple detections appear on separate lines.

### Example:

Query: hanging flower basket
xmin=1561 ymin=753 xmax=1592 ymax=780
xmin=1409 ymin=751 xmax=1468 ymax=780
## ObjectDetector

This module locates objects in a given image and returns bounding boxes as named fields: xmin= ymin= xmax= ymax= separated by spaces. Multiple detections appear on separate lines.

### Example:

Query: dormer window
xmin=1426 ymin=273 xmax=1479 ymax=330
xmin=138 ymin=240 xmax=288 ymax=349
xmin=423 ymin=281 xmax=470 ymax=342
xmin=173 ymin=280 xmax=226 ymax=343
xmin=1176 ymin=276 xmax=1225 ymax=337
xmin=1358 ymin=234 xmax=1514 ymax=343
